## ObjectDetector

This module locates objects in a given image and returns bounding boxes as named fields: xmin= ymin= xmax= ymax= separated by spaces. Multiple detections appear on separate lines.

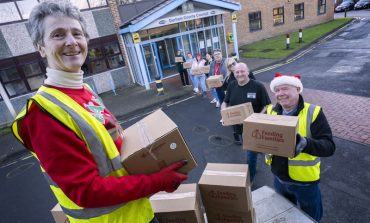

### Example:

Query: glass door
xmin=197 ymin=31 xmax=206 ymax=56
xmin=142 ymin=43 xmax=159 ymax=82
xmin=205 ymin=29 xmax=213 ymax=54
xmin=156 ymin=40 xmax=170 ymax=70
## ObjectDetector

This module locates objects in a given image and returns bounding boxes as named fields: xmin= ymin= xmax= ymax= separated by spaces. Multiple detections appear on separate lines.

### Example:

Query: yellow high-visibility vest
xmin=12 ymin=85 xmax=153 ymax=223
xmin=265 ymin=103 xmax=321 ymax=182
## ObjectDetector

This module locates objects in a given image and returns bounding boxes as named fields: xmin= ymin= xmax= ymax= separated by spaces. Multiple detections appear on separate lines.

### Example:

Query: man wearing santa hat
xmin=266 ymin=74 xmax=336 ymax=222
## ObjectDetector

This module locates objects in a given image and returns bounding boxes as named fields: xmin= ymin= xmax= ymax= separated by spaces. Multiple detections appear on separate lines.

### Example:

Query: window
xmin=17 ymin=0 xmax=39 ymax=19
xmin=0 ymin=0 xmax=108 ymax=24
xmin=249 ymin=11 xmax=262 ymax=32
xmin=0 ymin=2 xmax=21 ymax=24
xmin=0 ymin=53 xmax=46 ymax=98
xmin=273 ymin=7 xmax=284 ymax=26
xmin=295 ymin=3 xmax=304 ymax=20
xmin=318 ymin=0 xmax=326 ymax=15
xmin=85 ymin=35 xmax=125 ymax=75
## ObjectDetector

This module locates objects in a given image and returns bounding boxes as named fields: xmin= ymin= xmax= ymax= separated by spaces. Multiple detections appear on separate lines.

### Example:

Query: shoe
xmin=193 ymin=88 xmax=199 ymax=94
xmin=210 ymin=98 xmax=217 ymax=104
xmin=215 ymin=102 xmax=220 ymax=108
xmin=233 ymin=133 xmax=243 ymax=145
xmin=202 ymin=92 xmax=208 ymax=99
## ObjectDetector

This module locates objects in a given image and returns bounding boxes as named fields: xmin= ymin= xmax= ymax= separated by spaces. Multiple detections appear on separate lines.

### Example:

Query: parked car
xmin=335 ymin=0 xmax=355 ymax=12
xmin=354 ymin=0 xmax=370 ymax=9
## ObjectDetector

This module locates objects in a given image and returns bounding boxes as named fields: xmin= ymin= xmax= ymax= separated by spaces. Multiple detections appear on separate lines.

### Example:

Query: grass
xmin=240 ymin=18 xmax=352 ymax=59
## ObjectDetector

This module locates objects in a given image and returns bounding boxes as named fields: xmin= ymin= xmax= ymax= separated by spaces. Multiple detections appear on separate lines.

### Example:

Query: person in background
xmin=176 ymin=50 xmax=190 ymax=86
xmin=208 ymin=49 xmax=228 ymax=108
xmin=222 ymin=57 xmax=237 ymax=91
xmin=205 ymin=52 xmax=219 ymax=106
xmin=191 ymin=53 xmax=208 ymax=98
xmin=221 ymin=63 xmax=271 ymax=183
xmin=186 ymin=52 xmax=197 ymax=93
xmin=11 ymin=1 xmax=188 ymax=222
xmin=266 ymin=74 xmax=336 ymax=222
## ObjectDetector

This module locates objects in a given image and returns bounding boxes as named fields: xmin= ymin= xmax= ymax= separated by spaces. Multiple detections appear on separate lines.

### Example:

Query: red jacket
xmin=20 ymin=85 xmax=158 ymax=208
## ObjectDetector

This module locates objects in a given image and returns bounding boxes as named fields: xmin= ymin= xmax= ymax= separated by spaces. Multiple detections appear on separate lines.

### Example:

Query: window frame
xmin=85 ymin=35 xmax=126 ymax=76
xmin=248 ymin=11 xmax=262 ymax=32
xmin=0 ymin=52 xmax=46 ymax=98
xmin=273 ymin=7 xmax=284 ymax=26
xmin=0 ymin=0 xmax=108 ymax=25
xmin=294 ymin=3 xmax=305 ymax=21
xmin=318 ymin=0 xmax=327 ymax=15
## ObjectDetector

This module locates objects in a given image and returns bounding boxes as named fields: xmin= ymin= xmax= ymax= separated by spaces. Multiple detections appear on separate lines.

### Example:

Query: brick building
xmin=0 ymin=0 xmax=333 ymax=126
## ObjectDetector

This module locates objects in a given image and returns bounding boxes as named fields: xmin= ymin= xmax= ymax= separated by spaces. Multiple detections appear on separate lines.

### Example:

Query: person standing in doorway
xmin=176 ymin=50 xmax=190 ymax=86
xmin=221 ymin=63 xmax=271 ymax=183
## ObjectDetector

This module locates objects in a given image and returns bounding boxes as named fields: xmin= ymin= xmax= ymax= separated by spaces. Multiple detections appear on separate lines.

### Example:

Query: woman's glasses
xmin=228 ymin=62 xmax=237 ymax=68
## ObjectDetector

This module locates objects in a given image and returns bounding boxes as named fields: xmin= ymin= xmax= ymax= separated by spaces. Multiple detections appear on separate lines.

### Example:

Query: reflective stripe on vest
xmin=11 ymin=85 xmax=154 ymax=222
xmin=265 ymin=103 xmax=321 ymax=182
xmin=39 ymin=91 xmax=122 ymax=176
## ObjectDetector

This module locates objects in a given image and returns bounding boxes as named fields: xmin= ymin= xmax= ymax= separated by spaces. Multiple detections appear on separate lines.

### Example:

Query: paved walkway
xmin=262 ymin=82 xmax=370 ymax=146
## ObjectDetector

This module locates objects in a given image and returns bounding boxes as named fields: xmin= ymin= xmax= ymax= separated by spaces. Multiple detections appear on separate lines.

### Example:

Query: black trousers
xmin=149 ymin=217 xmax=159 ymax=223
xmin=215 ymin=86 xmax=225 ymax=103
xmin=179 ymin=69 xmax=190 ymax=86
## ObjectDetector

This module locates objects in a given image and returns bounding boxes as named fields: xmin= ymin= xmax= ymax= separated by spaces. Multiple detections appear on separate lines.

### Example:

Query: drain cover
xmin=208 ymin=135 xmax=233 ymax=147
xmin=192 ymin=125 xmax=210 ymax=135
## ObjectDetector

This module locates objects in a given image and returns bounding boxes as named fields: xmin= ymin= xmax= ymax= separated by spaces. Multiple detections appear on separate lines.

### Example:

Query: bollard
xmin=299 ymin=29 xmax=303 ymax=43
xmin=286 ymin=34 xmax=290 ymax=49
xmin=155 ymin=75 xmax=164 ymax=96
xmin=344 ymin=9 xmax=347 ymax=18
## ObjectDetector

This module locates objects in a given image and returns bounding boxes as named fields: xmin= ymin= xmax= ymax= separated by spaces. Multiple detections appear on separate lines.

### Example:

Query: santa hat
xmin=270 ymin=73 xmax=303 ymax=93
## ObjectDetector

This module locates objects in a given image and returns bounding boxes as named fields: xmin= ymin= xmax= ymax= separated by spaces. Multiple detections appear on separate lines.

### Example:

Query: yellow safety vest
xmin=265 ymin=103 xmax=321 ymax=182
xmin=12 ymin=85 xmax=153 ymax=223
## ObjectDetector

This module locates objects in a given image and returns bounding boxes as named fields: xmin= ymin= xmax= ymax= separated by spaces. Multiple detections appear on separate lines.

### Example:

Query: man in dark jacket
xmin=176 ymin=50 xmax=190 ymax=86
xmin=266 ymin=74 xmax=336 ymax=222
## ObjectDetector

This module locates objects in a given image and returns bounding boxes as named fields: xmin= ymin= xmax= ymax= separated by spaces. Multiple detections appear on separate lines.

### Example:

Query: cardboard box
xmin=51 ymin=204 xmax=69 ymax=223
xmin=198 ymin=163 xmax=252 ymax=213
xmin=200 ymin=65 xmax=210 ymax=74
xmin=150 ymin=184 xmax=205 ymax=223
xmin=243 ymin=113 xmax=299 ymax=157
xmin=252 ymin=186 xmax=315 ymax=223
xmin=183 ymin=62 xmax=192 ymax=69
xmin=191 ymin=68 xmax=204 ymax=75
xmin=206 ymin=75 xmax=223 ymax=88
xmin=221 ymin=103 xmax=254 ymax=126
xmin=206 ymin=207 xmax=256 ymax=223
xmin=175 ymin=57 xmax=184 ymax=63
xmin=120 ymin=109 xmax=197 ymax=175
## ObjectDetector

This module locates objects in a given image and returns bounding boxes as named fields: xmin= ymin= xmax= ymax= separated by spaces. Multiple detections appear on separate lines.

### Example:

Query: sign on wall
xmin=132 ymin=32 xmax=141 ymax=43
xmin=232 ymin=14 xmax=237 ymax=23
xmin=143 ymin=9 xmax=229 ymax=30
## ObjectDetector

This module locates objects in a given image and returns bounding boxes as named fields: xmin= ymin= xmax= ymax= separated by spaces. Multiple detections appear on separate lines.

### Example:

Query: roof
xmin=118 ymin=0 xmax=241 ymax=34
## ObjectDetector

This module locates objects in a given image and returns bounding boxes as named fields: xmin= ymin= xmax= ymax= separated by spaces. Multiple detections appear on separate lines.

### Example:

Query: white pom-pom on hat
xmin=270 ymin=73 xmax=303 ymax=93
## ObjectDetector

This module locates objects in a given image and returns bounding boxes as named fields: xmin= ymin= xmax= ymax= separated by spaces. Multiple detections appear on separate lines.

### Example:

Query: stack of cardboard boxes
xmin=198 ymin=163 xmax=256 ymax=223
xmin=150 ymin=183 xmax=205 ymax=223
xmin=50 ymin=109 xmax=313 ymax=223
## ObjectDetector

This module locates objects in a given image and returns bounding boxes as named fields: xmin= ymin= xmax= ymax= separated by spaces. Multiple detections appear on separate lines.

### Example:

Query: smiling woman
xmin=11 ymin=1 xmax=188 ymax=223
